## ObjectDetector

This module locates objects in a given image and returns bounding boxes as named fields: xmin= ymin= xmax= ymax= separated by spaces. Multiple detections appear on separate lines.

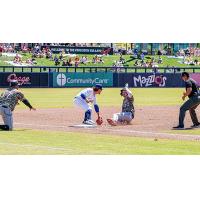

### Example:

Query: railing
xmin=0 ymin=66 xmax=199 ymax=73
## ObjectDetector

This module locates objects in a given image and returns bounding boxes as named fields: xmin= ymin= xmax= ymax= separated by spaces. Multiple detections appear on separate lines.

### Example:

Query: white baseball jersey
xmin=76 ymin=88 xmax=97 ymax=105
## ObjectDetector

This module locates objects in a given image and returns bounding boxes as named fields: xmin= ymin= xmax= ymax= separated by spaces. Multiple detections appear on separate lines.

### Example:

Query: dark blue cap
xmin=95 ymin=84 xmax=103 ymax=90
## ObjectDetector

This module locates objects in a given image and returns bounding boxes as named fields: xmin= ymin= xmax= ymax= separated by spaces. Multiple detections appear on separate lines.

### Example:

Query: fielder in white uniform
xmin=73 ymin=84 xmax=102 ymax=125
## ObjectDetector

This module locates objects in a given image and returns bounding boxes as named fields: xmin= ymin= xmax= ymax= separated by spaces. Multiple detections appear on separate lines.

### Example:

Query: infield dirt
xmin=11 ymin=105 xmax=200 ymax=141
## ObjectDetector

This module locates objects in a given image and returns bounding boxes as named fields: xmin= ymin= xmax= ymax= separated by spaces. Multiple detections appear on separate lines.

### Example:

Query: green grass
xmin=13 ymin=88 xmax=183 ymax=109
xmin=1 ymin=53 xmax=200 ymax=70
xmin=1 ymin=129 xmax=200 ymax=154
xmin=0 ymin=88 xmax=199 ymax=154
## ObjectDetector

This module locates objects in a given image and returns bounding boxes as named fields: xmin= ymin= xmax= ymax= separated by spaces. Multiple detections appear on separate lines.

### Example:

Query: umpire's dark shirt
xmin=185 ymin=78 xmax=199 ymax=98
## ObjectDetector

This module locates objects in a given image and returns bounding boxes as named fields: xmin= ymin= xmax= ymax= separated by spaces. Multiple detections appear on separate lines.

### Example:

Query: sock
xmin=84 ymin=110 xmax=91 ymax=121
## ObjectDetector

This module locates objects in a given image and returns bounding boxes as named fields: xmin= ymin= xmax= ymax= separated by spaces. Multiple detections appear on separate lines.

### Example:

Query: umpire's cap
xmin=10 ymin=80 xmax=20 ymax=87
xmin=94 ymin=84 xmax=103 ymax=90
xmin=181 ymin=72 xmax=190 ymax=77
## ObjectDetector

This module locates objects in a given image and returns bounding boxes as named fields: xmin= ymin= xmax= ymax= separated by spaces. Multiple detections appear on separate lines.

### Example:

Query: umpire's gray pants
xmin=179 ymin=95 xmax=200 ymax=127
xmin=0 ymin=105 xmax=13 ymax=130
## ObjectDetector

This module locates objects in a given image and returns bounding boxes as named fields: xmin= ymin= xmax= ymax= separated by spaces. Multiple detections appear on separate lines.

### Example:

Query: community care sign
xmin=53 ymin=72 xmax=113 ymax=87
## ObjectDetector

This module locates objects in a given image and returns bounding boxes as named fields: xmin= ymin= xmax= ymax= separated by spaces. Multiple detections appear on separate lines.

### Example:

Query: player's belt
xmin=2 ymin=105 xmax=8 ymax=108
xmin=1 ymin=105 xmax=8 ymax=108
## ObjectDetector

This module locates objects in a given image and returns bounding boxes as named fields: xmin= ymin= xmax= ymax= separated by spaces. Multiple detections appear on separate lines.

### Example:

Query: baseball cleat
xmin=107 ymin=119 xmax=117 ymax=126
xmin=83 ymin=120 xmax=96 ymax=125
xmin=172 ymin=125 xmax=184 ymax=130
xmin=190 ymin=123 xmax=200 ymax=128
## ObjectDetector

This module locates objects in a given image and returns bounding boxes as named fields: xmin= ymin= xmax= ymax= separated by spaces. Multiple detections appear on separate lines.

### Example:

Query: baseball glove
xmin=96 ymin=117 xmax=103 ymax=125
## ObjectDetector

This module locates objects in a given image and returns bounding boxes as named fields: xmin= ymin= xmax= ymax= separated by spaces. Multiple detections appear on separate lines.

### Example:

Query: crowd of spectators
xmin=1 ymin=43 xmax=200 ymax=68
xmin=0 ymin=44 xmax=15 ymax=53
xmin=177 ymin=47 xmax=200 ymax=57
xmin=133 ymin=56 xmax=162 ymax=68
xmin=176 ymin=47 xmax=200 ymax=66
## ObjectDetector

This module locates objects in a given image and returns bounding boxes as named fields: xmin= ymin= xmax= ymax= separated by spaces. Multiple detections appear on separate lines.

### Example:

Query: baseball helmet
xmin=94 ymin=84 xmax=103 ymax=90
xmin=10 ymin=80 xmax=20 ymax=87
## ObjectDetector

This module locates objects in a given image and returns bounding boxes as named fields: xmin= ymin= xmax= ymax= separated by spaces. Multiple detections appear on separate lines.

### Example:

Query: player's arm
xmin=80 ymin=93 xmax=90 ymax=103
xmin=182 ymin=87 xmax=192 ymax=100
xmin=124 ymin=84 xmax=133 ymax=98
xmin=18 ymin=93 xmax=36 ymax=110
xmin=22 ymin=98 xmax=36 ymax=110
xmin=93 ymin=97 xmax=100 ymax=118
xmin=126 ymin=88 xmax=133 ymax=98
xmin=94 ymin=104 xmax=100 ymax=118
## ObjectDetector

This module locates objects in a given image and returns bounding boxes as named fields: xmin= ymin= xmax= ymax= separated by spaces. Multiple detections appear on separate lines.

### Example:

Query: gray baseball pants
xmin=113 ymin=112 xmax=134 ymax=123
xmin=0 ymin=105 xmax=13 ymax=130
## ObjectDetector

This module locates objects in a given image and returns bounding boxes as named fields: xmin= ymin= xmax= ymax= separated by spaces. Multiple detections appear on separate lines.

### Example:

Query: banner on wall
xmin=0 ymin=73 xmax=49 ymax=87
xmin=42 ymin=46 xmax=113 ymax=55
xmin=53 ymin=72 xmax=113 ymax=87
xmin=115 ymin=73 xmax=186 ymax=87
xmin=191 ymin=73 xmax=200 ymax=86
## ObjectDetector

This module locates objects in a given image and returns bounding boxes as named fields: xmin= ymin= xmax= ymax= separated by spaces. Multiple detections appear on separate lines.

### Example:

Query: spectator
xmin=134 ymin=60 xmax=140 ymax=66
xmin=62 ymin=59 xmax=68 ymax=66
xmin=92 ymin=55 xmax=98 ymax=64
xmin=99 ymin=56 xmax=104 ymax=63
xmin=59 ymin=52 xmax=63 ymax=60
xmin=158 ymin=50 xmax=162 ymax=55
xmin=68 ymin=58 xmax=73 ymax=66
xmin=185 ymin=48 xmax=190 ymax=56
xmin=54 ymin=55 xmax=60 ymax=66
xmin=74 ymin=56 xmax=80 ymax=67
xmin=80 ymin=56 xmax=87 ymax=64
xmin=140 ymin=52 xmax=145 ymax=60
xmin=194 ymin=59 xmax=199 ymax=65
xmin=13 ymin=54 xmax=22 ymax=64
xmin=0 ymin=45 xmax=3 ymax=56
xmin=119 ymin=55 xmax=125 ymax=64
xmin=158 ymin=56 xmax=163 ymax=64
xmin=46 ymin=49 xmax=53 ymax=60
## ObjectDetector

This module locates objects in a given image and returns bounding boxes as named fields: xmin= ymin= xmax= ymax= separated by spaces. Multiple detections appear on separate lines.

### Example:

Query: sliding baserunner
xmin=107 ymin=84 xmax=135 ymax=126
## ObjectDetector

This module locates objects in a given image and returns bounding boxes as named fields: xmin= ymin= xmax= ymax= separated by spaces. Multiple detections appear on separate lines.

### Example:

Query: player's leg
xmin=0 ymin=107 xmax=12 ymax=130
xmin=178 ymin=97 xmax=198 ymax=128
xmin=107 ymin=113 xmax=120 ymax=126
xmin=0 ymin=107 xmax=9 ymax=130
xmin=189 ymin=103 xmax=200 ymax=127
xmin=117 ymin=112 xmax=133 ymax=124
xmin=107 ymin=112 xmax=133 ymax=126
xmin=73 ymin=98 xmax=93 ymax=124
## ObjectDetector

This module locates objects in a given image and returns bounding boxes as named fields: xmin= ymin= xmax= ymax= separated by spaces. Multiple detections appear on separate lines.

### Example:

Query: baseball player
xmin=173 ymin=72 xmax=200 ymax=129
xmin=107 ymin=84 xmax=135 ymax=126
xmin=73 ymin=84 xmax=103 ymax=125
xmin=0 ymin=80 xmax=36 ymax=131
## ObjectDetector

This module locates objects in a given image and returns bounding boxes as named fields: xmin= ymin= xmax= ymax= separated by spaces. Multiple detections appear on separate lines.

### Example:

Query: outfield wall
xmin=0 ymin=72 xmax=200 ymax=88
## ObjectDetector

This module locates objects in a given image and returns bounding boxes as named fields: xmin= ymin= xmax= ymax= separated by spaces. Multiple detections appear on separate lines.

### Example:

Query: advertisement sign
xmin=53 ymin=72 xmax=113 ymax=87
xmin=0 ymin=73 xmax=49 ymax=87
xmin=115 ymin=73 xmax=185 ymax=87
xmin=41 ymin=46 xmax=113 ymax=55
xmin=191 ymin=73 xmax=200 ymax=86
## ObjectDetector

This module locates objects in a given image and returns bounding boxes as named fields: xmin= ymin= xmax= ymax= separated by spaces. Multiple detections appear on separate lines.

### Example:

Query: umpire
xmin=173 ymin=72 xmax=200 ymax=129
